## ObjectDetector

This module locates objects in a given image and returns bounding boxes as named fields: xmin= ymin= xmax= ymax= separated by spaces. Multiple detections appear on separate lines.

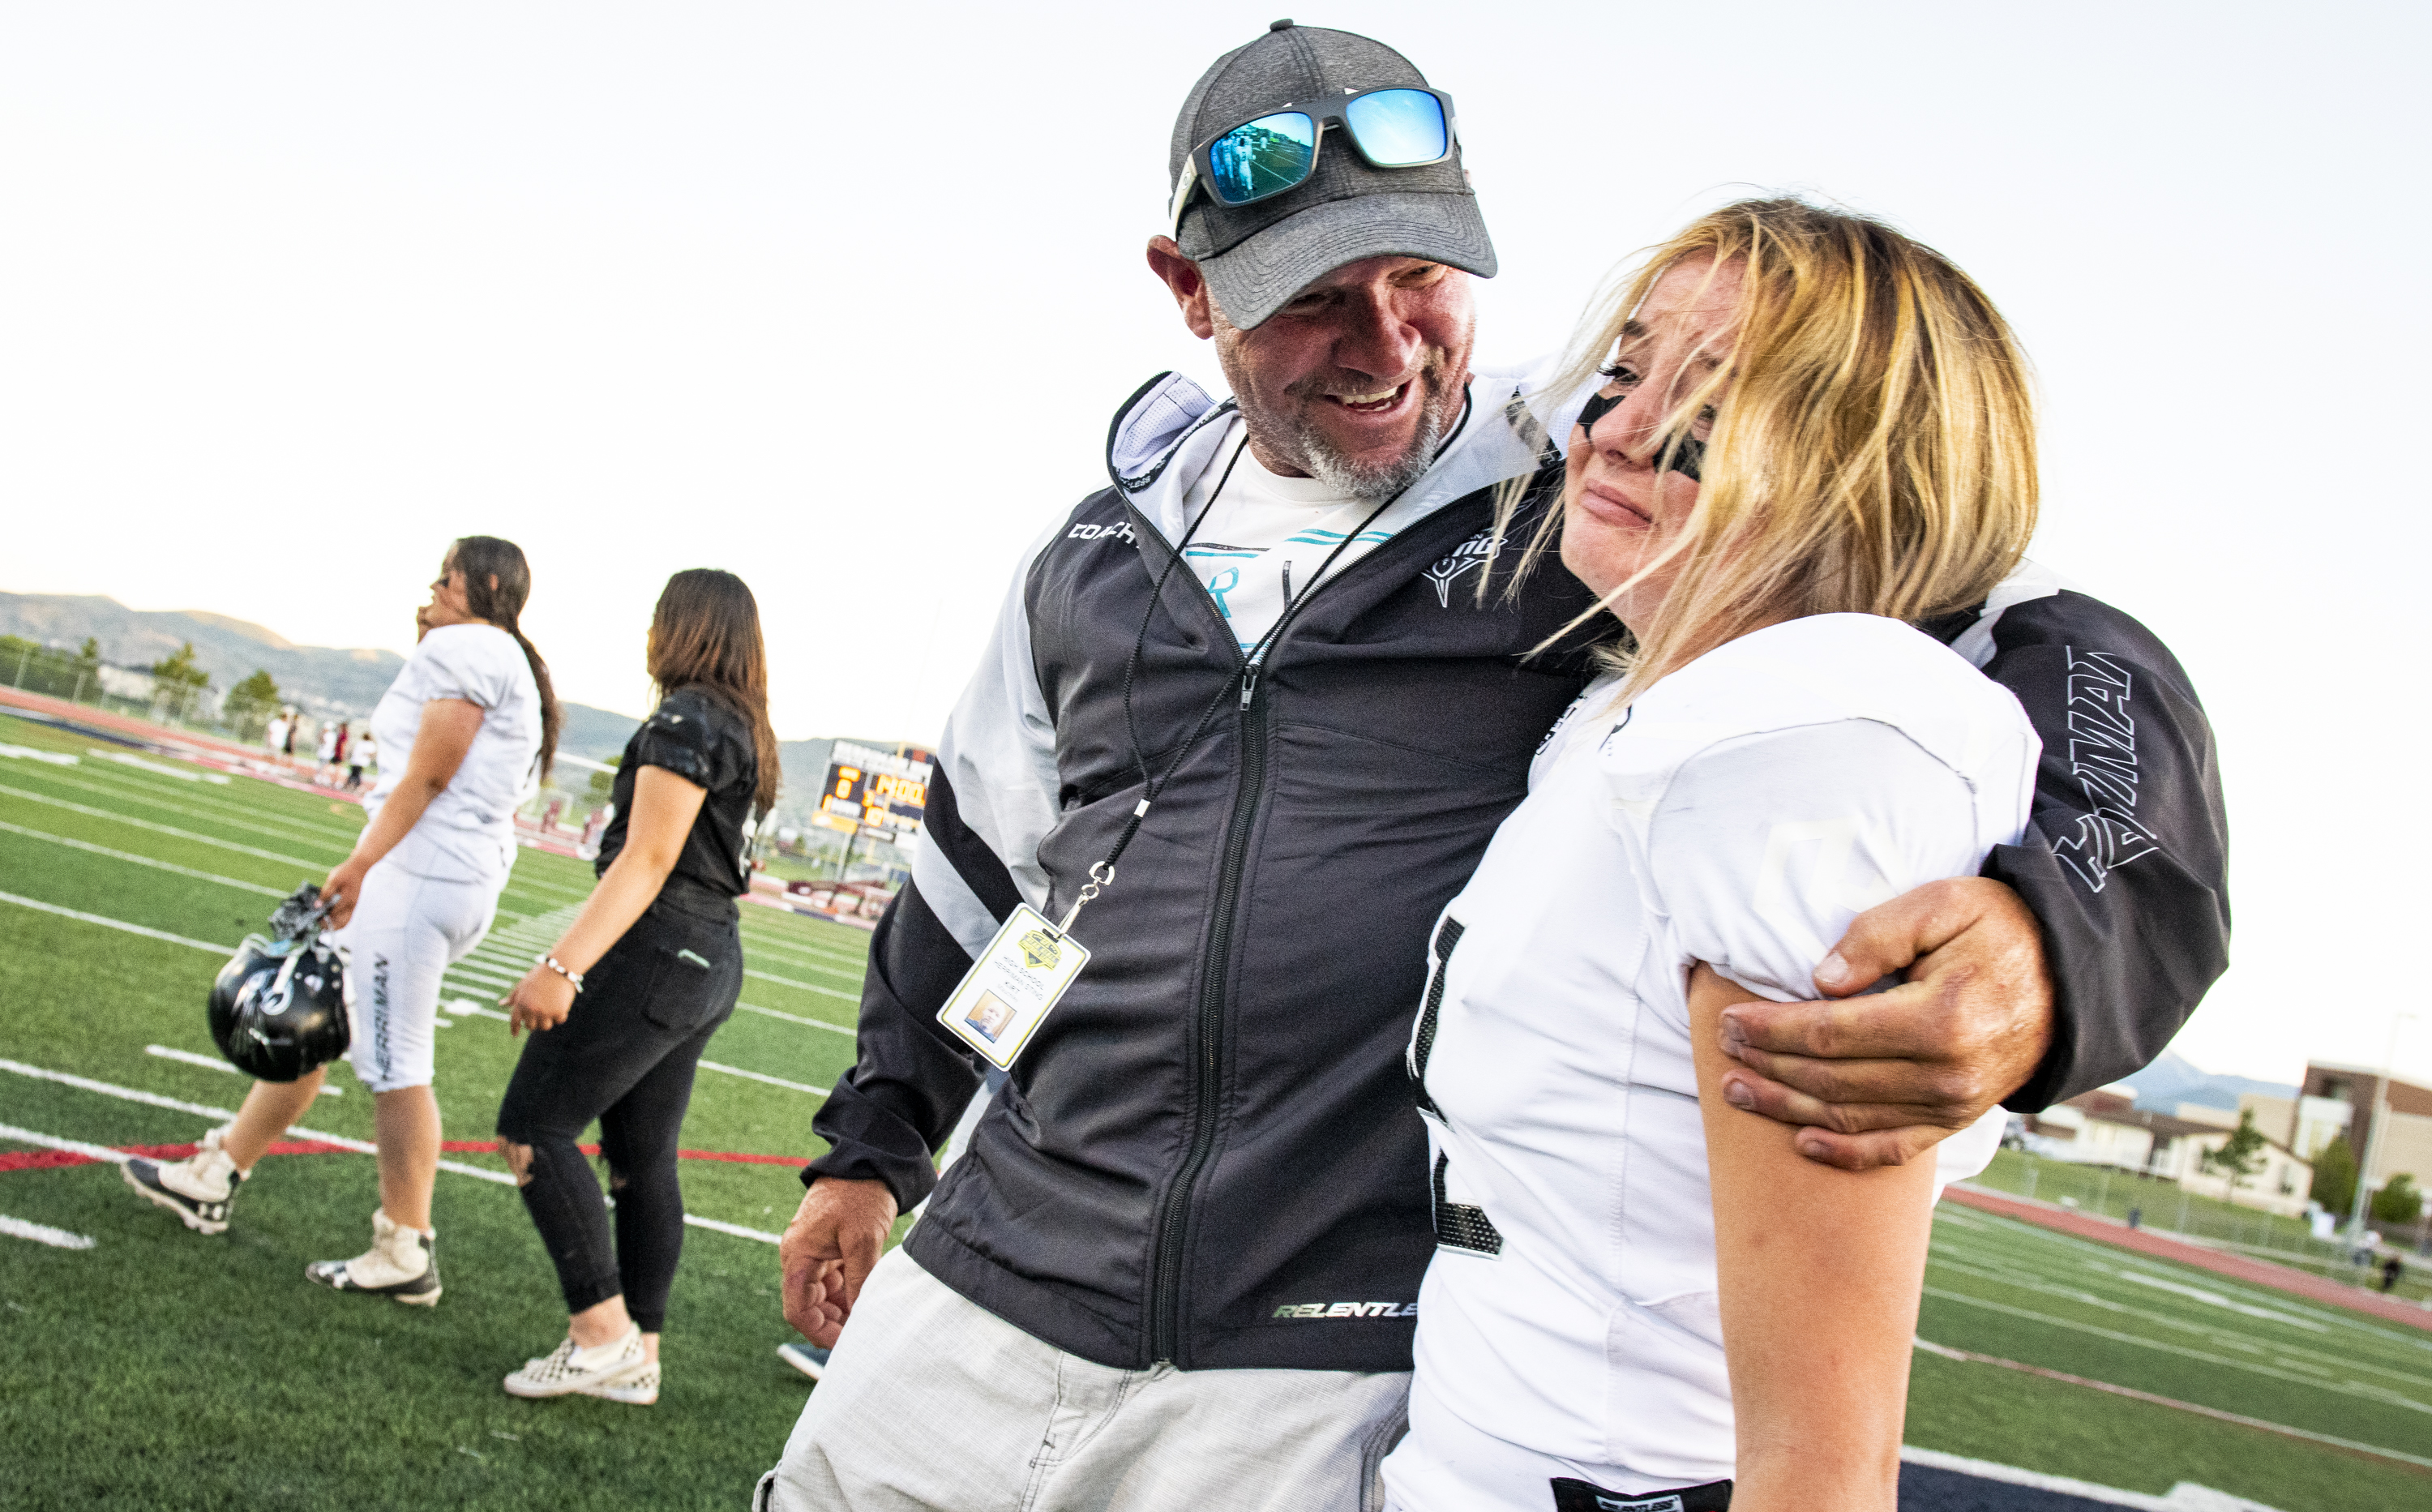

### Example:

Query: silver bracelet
xmin=535 ymin=953 xmax=585 ymax=992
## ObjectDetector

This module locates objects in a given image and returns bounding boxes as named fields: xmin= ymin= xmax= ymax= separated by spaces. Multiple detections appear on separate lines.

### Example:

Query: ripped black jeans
xmin=495 ymin=889 xmax=742 ymax=1333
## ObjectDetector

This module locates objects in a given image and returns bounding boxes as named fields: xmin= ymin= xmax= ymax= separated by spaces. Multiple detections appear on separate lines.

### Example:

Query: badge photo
xmin=936 ymin=904 xmax=1092 ymax=1069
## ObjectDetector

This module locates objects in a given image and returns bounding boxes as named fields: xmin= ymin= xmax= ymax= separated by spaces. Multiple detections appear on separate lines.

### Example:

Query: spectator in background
xmin=315 ymin=719 xmax=340 ymax=784
xmin=2383 ymin=1254 xmax=2404 ymax=1293
xmin=348 ymin=730 xmax=376 ymax=792
xmin=264 ymin=712 xmax=289 ymax=760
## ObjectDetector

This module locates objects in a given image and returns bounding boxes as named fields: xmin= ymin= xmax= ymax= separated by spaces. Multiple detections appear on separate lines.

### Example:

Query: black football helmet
xmin=208 ymin=884 xmax=352 ymax=1082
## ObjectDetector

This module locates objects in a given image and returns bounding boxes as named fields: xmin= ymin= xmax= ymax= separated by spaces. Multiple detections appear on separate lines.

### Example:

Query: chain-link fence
xmin=2 ymin=636 xmax=106 ymax=707
xmin=2 ymin=636 xmax=223 ymax=730
xmin=1969 ymin=1149 xmax=2432 ymax=1305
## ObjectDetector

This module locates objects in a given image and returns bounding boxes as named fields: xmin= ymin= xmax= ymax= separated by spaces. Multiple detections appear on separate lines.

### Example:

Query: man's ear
xmin=1146 ymin=236 xmax=1217 ymax=341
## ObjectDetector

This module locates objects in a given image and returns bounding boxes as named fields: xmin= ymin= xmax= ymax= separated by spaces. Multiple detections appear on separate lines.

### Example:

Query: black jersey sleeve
xmin=1969 ymin=590 xmax=2230 ymax=1112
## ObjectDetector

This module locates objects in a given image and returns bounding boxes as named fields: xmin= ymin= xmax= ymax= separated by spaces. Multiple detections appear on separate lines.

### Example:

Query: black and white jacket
xmin=805 ymin=366 xmax=2230 ymax=1375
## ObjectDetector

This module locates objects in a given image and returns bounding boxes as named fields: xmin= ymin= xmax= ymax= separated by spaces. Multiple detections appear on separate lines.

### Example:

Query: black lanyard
xmin=1054 ymin=433 xmax=1414 ymax=933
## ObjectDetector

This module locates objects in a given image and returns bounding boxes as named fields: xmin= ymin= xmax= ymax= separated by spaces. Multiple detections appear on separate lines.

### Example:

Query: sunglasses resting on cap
xmin=1169 ymin=85 xmax=1459 ymax=240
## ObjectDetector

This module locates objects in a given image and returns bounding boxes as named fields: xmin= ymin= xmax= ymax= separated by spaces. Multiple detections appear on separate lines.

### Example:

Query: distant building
xmin=2248 ymin=1063 xmax=2432 ymax=1205
xmin=2027 ymin=1086 xmax=2314 ymax=1217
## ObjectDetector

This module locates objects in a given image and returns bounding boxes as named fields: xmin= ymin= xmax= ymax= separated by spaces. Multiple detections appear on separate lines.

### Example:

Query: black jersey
xmin=596 ymin=686 xmax=759 ymax=906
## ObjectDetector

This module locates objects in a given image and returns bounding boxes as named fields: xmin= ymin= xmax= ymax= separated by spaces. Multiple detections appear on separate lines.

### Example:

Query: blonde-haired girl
xmin=1380 ymin=199 xmax=2043 ymax=1512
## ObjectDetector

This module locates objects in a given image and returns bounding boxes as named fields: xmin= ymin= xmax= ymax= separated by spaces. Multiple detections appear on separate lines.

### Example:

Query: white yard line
xmin=0 ymin=1060 xmax=781 ymax=1241
xmin=8 ymin=767 xmax=352 ymax=850
xmin=1897 ymin=1445 xmax=2214 ymax=1510
xmin=700 ymin=1060 xmax=830 ymax=1097
xmin=1921 ymin=1284 xmax=2432 ymax=1416
xmin=89 ymin=750 xmax=232 ymax=786
xmin=743 ymin=967 xmax=857 ymax=1002
xmin=738 ymin=1001 xmax=855 ymax=1036
xmin=0 ymin=744 xmax=79 ymax=766
xmin=0 ymin=819 xmax=287 ymax=897
xmin=0 ymin=891 xmax=232 ymax=953
xmin=145 ymin=1044 xmax=342 ymax=1095
xmin=0 ymin=782 xmax=328 ymax=868
xmin=0 ymin=1056 xmax=239 ymax=1120
xmin=0 ymin=1121 xmax=134 ymax=1163
xmin=0 ymin=1214 xmax=96 ymax=1249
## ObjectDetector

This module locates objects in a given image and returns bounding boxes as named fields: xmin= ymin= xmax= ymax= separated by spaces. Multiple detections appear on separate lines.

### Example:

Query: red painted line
xmin=1945 ymin=1184 xmax=2432 ymax=1333
xmin=440 ymin=1138 xmax=799 ymax=1167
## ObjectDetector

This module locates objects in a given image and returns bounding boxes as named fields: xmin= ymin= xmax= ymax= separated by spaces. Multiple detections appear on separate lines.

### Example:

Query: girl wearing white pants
xmin=123 ymin=536 xmax=559 ymax=1309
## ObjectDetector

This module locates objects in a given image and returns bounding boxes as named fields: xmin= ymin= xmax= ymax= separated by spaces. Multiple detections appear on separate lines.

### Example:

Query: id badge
xmin=936 ymin=904 xmax=1091 ymax=1069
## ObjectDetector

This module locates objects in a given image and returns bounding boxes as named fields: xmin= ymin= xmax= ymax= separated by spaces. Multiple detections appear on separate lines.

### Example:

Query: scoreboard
xmin=816 ymin=741 xmax=934 ymax=850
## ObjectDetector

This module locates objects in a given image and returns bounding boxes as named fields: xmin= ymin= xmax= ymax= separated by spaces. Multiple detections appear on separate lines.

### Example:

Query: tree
xmin=2310 ymin=1134 xmax=2359 ymax=1216
xmin=2372 ymin=1172 xmax=2423 ymax=1226
xmin=2200 ymin=1109 xmax=2269 ymax=1199
xmin=149 ymin=642 xmax=211 ymax=692
xmin=223 ymin=669 xmax=281 ymax=740
xmin=148 ymin=641 xmax=212 ymax=722
xmin=589 ymin=755 xmax=620 ymax=804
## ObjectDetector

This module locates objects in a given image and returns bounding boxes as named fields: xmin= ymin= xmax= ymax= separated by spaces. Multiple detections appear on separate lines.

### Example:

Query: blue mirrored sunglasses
xmin=1169 ymin=87 xmax=1458 ymax=238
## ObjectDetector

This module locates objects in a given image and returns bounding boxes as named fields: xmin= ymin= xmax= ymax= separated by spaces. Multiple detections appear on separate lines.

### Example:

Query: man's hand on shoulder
xmin=1713 ymin=876 xmax=2053 ymax=1171
xmin=780 ymin=1176 xmax=898 ymax=1347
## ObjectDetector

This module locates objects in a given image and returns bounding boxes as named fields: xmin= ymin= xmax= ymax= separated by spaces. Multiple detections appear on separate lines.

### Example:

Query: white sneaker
xmin=589 ymin=1363 xmax=659 ymax=1406
xmin=502 ymin=1325 xmax=653 ymax=1402
xmin=122 ymin=1127 xmax=246 ymax=1235
xmin=305 ymin=1209 xmax=442 ymax=1305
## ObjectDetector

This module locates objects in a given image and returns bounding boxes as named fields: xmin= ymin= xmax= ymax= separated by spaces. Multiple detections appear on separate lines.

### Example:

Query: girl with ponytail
xmin=495 ymin=568 xmax=780 ymax=1407
xmin=122 ymin=536 xmax=554 ymax=1310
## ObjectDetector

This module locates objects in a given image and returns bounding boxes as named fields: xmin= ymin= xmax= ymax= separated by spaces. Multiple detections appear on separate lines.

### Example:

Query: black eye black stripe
xmin=1574 ymin=390 xmax=1705 ymax=483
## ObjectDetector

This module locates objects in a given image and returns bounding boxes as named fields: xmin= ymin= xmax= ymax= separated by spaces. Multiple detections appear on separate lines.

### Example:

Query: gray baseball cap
xmin=1169 ymin=20 xmax=1496 ymax=329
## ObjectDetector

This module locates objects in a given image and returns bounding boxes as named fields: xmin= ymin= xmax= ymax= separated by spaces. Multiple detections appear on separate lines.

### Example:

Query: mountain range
xmin=2114 ymin=1049 xmax=2297 ymax=1113
xmin=0 ymin=591 xmax=891 ymax=825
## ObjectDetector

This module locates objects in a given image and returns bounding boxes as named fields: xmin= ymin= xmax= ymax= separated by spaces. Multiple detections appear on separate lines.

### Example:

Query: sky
xmin=3 ymin=2 xmax=2426 ymax=1089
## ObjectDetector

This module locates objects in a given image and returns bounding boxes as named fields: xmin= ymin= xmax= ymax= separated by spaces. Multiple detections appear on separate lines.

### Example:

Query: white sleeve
xmin=908 ymin=519 xmax=1067 ymax=957
xmin=410 ymin=627 xmax=515 ymax=710
xmin=1646 ymin=720 xmax=1986 ymax=1004
xmin=1646 ymin=718 xmax=2011 ymax=1190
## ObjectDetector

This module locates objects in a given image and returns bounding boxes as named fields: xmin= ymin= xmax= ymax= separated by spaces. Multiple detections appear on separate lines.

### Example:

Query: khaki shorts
xmin=757 ymin=1248 xmax=1410 ymax=1512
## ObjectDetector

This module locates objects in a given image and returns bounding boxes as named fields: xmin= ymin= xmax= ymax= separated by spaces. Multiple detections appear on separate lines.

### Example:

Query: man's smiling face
xmin=1149 ymin=242 xmax=1476 ymax=499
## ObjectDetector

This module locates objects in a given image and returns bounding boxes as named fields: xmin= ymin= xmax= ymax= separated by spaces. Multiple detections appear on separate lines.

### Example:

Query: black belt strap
xmin=1550 ymin=1476 xmax=1732 ymax=1512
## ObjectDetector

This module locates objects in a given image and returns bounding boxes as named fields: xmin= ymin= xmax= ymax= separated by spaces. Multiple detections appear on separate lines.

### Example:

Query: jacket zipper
xmin=1127 ymin=483 xmax=1484 ymax=1366
xmin=1145 ymin=675 xmax=1265 ymax=1365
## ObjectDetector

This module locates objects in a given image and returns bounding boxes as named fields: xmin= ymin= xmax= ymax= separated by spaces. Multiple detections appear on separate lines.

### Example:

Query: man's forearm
xmin=807 ymin=880 xmax=987 ymax=1210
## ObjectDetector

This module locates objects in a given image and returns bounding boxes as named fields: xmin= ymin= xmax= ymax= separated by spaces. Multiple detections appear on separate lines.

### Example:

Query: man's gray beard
xmin=1286 ymin=374 xmax=1457 ymax=500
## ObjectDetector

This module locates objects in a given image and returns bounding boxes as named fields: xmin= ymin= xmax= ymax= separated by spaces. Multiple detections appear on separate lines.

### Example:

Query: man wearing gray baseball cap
xmin=759 ymin=20 xmax=2225 ymax=1510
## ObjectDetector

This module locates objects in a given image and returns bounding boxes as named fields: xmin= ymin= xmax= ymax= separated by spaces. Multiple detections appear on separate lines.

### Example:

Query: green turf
xmin=6 ymin=705 xmax=2430 ymax=1509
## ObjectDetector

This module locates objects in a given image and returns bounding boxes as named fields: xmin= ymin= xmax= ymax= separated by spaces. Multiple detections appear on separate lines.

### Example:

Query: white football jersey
xmin=1394 ymin=613 xmax=2037 ymax=1504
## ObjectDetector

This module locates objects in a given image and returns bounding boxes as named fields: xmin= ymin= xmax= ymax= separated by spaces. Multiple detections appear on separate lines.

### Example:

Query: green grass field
xmin=3 ymin=704 xmax=2429 ymax=1509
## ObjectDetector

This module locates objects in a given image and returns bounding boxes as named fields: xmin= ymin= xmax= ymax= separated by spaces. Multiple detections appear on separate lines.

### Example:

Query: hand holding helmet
xmin=318 ymin=853 xmax=373 ymax=927
xmin=208 ymin=884 xmax=353 ymax=1082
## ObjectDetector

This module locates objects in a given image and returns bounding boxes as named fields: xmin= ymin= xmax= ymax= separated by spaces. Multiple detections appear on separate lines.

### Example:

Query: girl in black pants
xmin=494 ymin=568 xmax=781 ymax=1405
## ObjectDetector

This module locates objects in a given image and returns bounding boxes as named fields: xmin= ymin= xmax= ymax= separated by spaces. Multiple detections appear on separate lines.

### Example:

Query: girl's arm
xmin=318 ymin=699 xmax=483 ymax=925
xmin=1690 ymin=961 xmax=1936 ymax=1512
xmin=500 ymin=765 xmax=708 ymax=1034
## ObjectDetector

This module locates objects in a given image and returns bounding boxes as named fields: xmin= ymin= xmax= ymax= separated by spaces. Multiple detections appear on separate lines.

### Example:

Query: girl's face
xmin=424 ymin=560 xmax=477 ymax=628
xmin=1559 ymin=255 xmax=1741 ymax=628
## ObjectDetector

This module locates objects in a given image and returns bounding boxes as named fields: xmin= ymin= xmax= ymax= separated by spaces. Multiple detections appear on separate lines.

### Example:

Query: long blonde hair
xmin=1496 ymin=197 xmax=2037 ymax=705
